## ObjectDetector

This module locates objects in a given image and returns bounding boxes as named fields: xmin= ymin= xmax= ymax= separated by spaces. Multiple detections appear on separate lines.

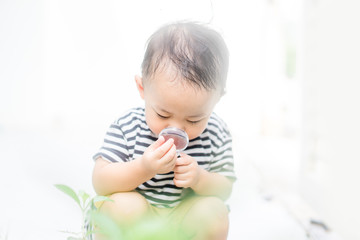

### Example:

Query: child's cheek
xmin=145 ymin=113 xmax=161 ymax=136
xmin=188 ymin=123 xmax=207 ymax=140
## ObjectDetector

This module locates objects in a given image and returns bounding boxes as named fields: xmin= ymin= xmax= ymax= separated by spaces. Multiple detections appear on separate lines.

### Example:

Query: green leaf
xmin=85 ymin=229 xmax=96 ymax=237
xmin=90 ymin=211 xmax=123 ymax=240
xmin=54 ymin=184 xmax=81 ymax=208
xmin=93 ymin=195 xmax=114 ymax=203
xmin=79 ymin=190 xmax=90 ymax=206
xmin=83 ymin=195 xmax=113 ymax=211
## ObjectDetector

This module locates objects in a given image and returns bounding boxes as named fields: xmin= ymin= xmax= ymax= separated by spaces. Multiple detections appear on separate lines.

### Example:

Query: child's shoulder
xmin=207 ymin=112 xmax=231 ymax=138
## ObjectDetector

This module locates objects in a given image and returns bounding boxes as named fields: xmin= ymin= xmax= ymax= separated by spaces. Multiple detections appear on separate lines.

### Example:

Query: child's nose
xmin=167 ymin=122 xmax=185 ymax=132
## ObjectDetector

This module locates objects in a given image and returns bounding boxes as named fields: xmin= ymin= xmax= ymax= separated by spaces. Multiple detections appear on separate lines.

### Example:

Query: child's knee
xmin=182 ymin=196 xmax=228 ymax=224
xmin=195 ymin=196 xmax=228 ymax=221
xmin=100 ymin=192 xmax=149 ymax=225
xmin=203 ymin=197 xmax=229 ymax=231
xmin=181 ymin=196 xmax=228 ymax=237
xmin=185 ymin=196 xmax=229 ymax=240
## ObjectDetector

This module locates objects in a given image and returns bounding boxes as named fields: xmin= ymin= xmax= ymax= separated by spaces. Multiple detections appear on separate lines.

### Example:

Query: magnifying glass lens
xmin=159 ymin=127 xmax=189 ymax=152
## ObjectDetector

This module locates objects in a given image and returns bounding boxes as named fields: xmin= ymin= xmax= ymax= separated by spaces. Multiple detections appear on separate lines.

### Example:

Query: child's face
xmin=136 ymin=67 xmax=221 ymax=140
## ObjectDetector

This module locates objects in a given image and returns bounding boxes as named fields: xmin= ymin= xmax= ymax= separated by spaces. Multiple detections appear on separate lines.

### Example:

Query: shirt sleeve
xmin=209 ymin=122 xmax=237 ymax=181
xmin=93 ymin=122 xmax=130 ymax=163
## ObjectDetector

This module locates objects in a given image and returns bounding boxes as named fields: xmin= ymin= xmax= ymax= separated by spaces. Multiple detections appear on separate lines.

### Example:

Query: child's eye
xmin=157 ymin=113 xmax=169 ymax=119
xmin=187 ymin=119 xmax=201 ymax=125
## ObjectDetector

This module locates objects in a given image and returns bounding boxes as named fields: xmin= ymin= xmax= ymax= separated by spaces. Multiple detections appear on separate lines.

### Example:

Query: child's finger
xmin=174 ymin=165 xmax=187 ymax=174
xmin=165 ymin=155 xmax=177 ymax=170
xmin=173 ymin=178 xmax=188 ymax=188
xmin=175 ymin=158 xmax=185 ymax=166
xmin=162 ymin=144 xmax=177 ymax=163
xmin=149 ymin=136 xmax=166 ymax=150
xmin=176 ymin=155 xmax=190 ymax=166
xmin=155 ymin=138 xmax=174 ymax=157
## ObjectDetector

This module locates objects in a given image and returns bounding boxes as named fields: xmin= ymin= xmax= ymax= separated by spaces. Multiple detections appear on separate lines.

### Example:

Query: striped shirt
xmin=93 ymin=107 xmax=236 ymax=208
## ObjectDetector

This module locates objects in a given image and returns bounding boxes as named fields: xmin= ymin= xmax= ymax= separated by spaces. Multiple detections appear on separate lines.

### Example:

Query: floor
xmin=0 ymin=127 xmax=341 ymax=240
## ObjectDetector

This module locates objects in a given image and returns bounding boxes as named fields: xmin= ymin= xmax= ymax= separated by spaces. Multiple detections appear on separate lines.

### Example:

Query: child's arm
xmin=191 ymin=168 xmax=233 ymax=200
xmin=92 ymin=137 xmax=177 ymax=196
xmin=174 ymin=154 xmax=233 ymax=200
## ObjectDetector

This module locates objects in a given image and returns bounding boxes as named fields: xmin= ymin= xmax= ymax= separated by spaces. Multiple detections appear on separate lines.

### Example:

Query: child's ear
xmin=135 ymin=75 xmax=145 ymax=99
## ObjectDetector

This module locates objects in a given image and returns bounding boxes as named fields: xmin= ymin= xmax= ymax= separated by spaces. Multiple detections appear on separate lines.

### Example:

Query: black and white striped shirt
xmin=93 ymin=107 xmax=236 ymax=208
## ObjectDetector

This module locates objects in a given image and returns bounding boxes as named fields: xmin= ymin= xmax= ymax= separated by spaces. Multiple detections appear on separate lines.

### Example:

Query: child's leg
xmin=180 ymin=196 xmax=229 ymax=240
xmin=99 ymin=191 xmax=150 ymax=226
xmin=94 ymin=191 xmax=150 ymax=239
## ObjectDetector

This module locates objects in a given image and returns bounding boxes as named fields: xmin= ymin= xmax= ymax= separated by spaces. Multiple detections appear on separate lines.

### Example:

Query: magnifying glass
xmin=159 ymin=127 xmax=189 ymax=153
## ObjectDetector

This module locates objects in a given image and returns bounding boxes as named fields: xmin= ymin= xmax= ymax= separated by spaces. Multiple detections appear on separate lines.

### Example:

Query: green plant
xmin=55 ymin=184 xmax=189 ymax=240
xmin=54 ymin=184 xmax=115 ymax=240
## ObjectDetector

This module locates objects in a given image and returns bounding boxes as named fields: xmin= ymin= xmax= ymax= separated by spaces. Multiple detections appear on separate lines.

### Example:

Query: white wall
xmin=301 ymin=0 xmax=360 ymax=239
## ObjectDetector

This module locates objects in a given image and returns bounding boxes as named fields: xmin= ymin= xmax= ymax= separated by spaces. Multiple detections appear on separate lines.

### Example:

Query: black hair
xmin=141 ymin=21 xmax=229 ymax=93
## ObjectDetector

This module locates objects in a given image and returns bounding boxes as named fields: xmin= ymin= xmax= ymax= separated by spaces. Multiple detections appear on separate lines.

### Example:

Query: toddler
xmin=92 ymin=21 xmax=236 ymax=240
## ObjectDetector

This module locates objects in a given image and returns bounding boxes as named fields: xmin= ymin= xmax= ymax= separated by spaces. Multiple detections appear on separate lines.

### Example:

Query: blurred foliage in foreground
xmin=55 ymin=184 xmax=188 ymax=240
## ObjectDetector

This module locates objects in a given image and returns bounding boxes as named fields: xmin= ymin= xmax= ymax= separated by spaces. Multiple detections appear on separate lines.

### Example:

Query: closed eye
xmin=187 ymin=119 xmax=201 ymax=124
xmin=157 ymin=112 xmax=170 ymax=119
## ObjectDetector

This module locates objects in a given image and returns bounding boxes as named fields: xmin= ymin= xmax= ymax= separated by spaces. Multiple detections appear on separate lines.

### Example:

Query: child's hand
xmin=141 ymin=136 xmax=177 ymax=174
xmin=173 ymin=153 xmax=200 ymax=188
